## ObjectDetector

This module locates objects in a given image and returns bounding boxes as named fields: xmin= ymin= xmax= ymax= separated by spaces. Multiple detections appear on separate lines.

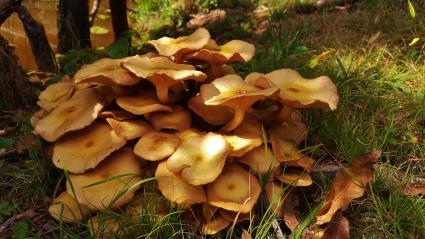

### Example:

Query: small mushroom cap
xmin=270 ymin=133 xmax=305 ymax=163
xmin=155 ymin=161 xmax=207 ymax=206
xmin=285 ymin=156 xmax=315 ymax=172
xmin=106 ymin=118 xmax=151 ymax=140
xmin=265 ymin=182 xmax=284 ymax=218
xmin=244 ymin=72 xmax=272 ymax=89
xmin=48 ymin=192 xmax=90 ymax=223
xmin=238 ymin=145 xmax=280 ymax=175
xmin=37 ymin=82 xmax=75 ymax=112
xmin=148 ymin=106 xmax=191 ymax=131
xmin=122 ymin=56 xmax=206 ymax=102
xmin=148 ymin=27 xmax=210 ymax=59
xmin=74 ymin=58 xmax=140 ymax=86
xmin=67 ymin=148 xmax=142 ymax=209
xmin=222 ymin=133 xmax=262 ymax=157
xmin=35 ymin=88 xmax=105 ymax=142
xmin=133 ymin=131 xmax=181 ymax=161
xmin=166 ymin=132 xmax=231 ymax=185
xmin=202 ymin=203 xmax=219 ymax=222
xmin=220 ymin=65 xmax=236 ymax=75
xmin=265 ymin=69 xmax=339 ymax=111
xmin=185 ymin=39 xmax=255 ymax=64
xmin=188 ymin=95 xmax=233 ymax=125
xmin=218 ymin=209 xmax=251 ymax=223
xmin=175 ymin=127 xmax=204 ymax=141
xmin=234 ymin=115 xmax=263 ymax=138
xmin=269 ymin=110 xmax=307 ymax=146
xmin=98 ymin=109 xmax=135 ymax=121
xmin=275 ymin=168 xmax=313 ymax=187
xmin=201 ymin=74 xmax=279 ymax=131
xmin=201 ymin=74 xmax=279 ymax=107
xmin=116 ymin=92 xmax=173 ymax=115
xmin=30 ymin=109 xmax=48 ymax=129
xmin=53 ymin=122 xmax=126 ymax=173
xmin=202 ymin=214 xmax=231 ymax=235
xmin=207 ymin=163 xmax=261 ymax=213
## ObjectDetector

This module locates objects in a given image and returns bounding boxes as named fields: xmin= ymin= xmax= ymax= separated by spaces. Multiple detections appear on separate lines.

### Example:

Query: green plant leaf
xmin=409 ymin=37 xmax=420 ymax=46
xmin=97 ymin=14 xmax=110 ymax=20
xmin=12 ymin=220 xmax=29 ymax=239
xmin=0 ymin=137 xmax=15 ymax=149
xmin=105 ymin=34 xmax=130 ymax=58
xmin=408 ymin=0 xmax=416 ymax=18
xmin=90 ymin=26 xmax=110 ymax=35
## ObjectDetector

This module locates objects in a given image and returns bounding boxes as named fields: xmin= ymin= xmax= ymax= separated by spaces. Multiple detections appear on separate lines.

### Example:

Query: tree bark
xmin=0 ymin=36 xmax=36 ymax=110
xmin=109 ymin=0 xmax=129 ymax=40
xmin=0 ymin=0 xmax=22 ymax=25
xmin=56 ymin=0 xmax=91 ymax=53
xmin=16 ymin=5 xmax=56 ymax=72
xmin=89 ymin=0 xmax=101 ymax=25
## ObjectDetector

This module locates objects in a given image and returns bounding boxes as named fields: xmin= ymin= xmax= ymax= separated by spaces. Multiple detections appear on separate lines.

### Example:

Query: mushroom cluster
xmin=32 ymin=27 xmax=339 ymax=236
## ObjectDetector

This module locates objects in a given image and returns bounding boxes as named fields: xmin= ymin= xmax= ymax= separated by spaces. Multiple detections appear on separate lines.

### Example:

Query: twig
xmin=0 ymin=209 xmax=37 ymax=233
xmin=0 ymin=126 xmax=17 ymax=136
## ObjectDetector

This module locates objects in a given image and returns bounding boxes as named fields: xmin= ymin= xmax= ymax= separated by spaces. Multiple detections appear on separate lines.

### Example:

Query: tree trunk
xmin=109 ymin=0 xmax=129 ymax=40
xmin=0 ymin=0 xmax=22 ymax=25
xmin=56 ymin=0 xmax=91 ymax=53
xmin=89 ymin=0 xmax=101 ymax=25
xmin=16 ymin=5 xmax=56 ymax=72
xmin=0 ymin=36 xmax=36 ymax=110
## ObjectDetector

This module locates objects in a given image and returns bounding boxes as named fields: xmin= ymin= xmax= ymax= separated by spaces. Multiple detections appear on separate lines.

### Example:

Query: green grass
xmin=1 ymin=0 xmax=425 ymax=238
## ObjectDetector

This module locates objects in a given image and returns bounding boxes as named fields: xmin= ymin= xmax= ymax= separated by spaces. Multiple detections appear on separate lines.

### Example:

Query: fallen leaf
xmin=282 ymin=188 xmax=301 ymax=230
xmin=316 ymin=151 xmax=380 ymax=225
xmin=322 ymin=211 xmax=349 ymax=239
xmin=241 ymin=229 xmax=253 ymax=239
xmin=402 ymin=183 xmax=425 ymax=196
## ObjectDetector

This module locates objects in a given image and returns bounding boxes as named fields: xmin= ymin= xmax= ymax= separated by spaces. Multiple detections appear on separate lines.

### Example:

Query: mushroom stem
xmin=156 ymin=86 xmax=170 ymax=103
xmin=208 ymin=64 xmax=222 ymax=81
xmin=221 ymin=109 xmax=245 ymax=133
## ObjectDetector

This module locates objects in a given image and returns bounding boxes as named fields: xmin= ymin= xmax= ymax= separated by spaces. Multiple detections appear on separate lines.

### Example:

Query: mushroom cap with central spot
xmin=116 ymin=92 xmax=173 ymax=115
xmin=106 ymin=118 xmax=151 ymax=140
xmin=74 ymin=57 xmax=140 ymax=86
xmin=207 ymin=163 xmax=261 ymax=213
xmin=275 ymin=168 xmax=312 ymax=187
xmin=133 ymin=131 xmax=181 ymax=161
xmin=66 ymin=148 xmax=141 ymax=210
xmin=148 ymin=27 xmax=210 ymax=61
xmin=35 ymin=88 xmax=105 ymax=142
xmin=239 ymin=145 xmax=280 ymax=175
xmin=53 ymin=121 xmax=126 ymax=173
xmin=222 ymin=133 xmax=262 ymax=157
xmin=147 ymin=106 xmax=191 ymax=131
xmin=166 ymin=132 xmax=231 ymax=185
xmin=155 ymin=161 xmax=207 ymax=206
xmin=66 ymin=148 xmax=142 ymax=209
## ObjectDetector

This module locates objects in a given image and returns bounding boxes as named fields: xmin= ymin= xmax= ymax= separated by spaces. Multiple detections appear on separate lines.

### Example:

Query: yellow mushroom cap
xmin=222 ymin=133 xmax=262 ymax=157
xmin=48 ymin=192 xmax=90 ymax=223
xmin=270 ymin=132 xmax=306 ymax=163
xmin=98 ymin=109 xmax=135 ymax=121
xmin=275 ymin=168 xmax=313 ymax=187
xmin=52 ymin=121 xmax=126 ymax=173
xmin=106 ymin=118 xmax=151 ymax=140
xmin=175 ymin=127 xmax=204 ymax=141
xmin=66 ymin=148 xmax=142 ymax=209
xmin=122 ymin=56 xmax=206 ymax=102
xmin=200 ymin=74 xmax=279 ymax=132
xmin=74 ymin=57 xmax=140 ymax=86
xmin=185 ymin=39 xmax=255 ymax=64
xmin=166 ymin=132 xmax=231 ymax=185
xmin=207 ymin=163 xmax=261 ymax=213
xmin=133 ymin=131 xmax=181 ymax=161
xmin=116 ymin=92 xmax=173 ymax=115
xmin=148 ymin=106 xmax=191 ymax=131
xmin=244 ymin=72 xmax=272 ymax=89
xmin=202 ymin=203 xmax=219 ymax=223
xmin=148 ymin=27 xmax=210 ymax=60
xmin=202 ymin=214 xmax=231 ymax=235
xmin=265 ymin=69 xmax=339 ymax=111
xmin=218 ymin=209 xmax=251 ymax=223
xmin=188 ymin=95 xmax=233 ymax=126
xmin=264 ymin=182 xmax=284 ymax=218
xmin=30 ymin=109 xmax=48 ymax=129
xmin=238 ymin=145 xmax=280 ymax=175
xmin=35 ymin=88 xmax=105 ymax=142
xmin=155 ymin=161 xmax=207 ymax=206
xmin=37 ymin=81 xmax=75 ymax=112
xmin=234 ymin=115 xmax=264 ymax=138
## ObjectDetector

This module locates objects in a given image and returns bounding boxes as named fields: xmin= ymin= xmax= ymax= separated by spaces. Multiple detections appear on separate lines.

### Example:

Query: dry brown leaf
xmin=402 ymin=183 xmax=425 ymax=196
xmin=322 ymin=211 xmax=350 ymax=239
xmin=241 ymin=229 xmax=253 ymax=239
xmin=316 ymin=151 xmax=380 ymax=225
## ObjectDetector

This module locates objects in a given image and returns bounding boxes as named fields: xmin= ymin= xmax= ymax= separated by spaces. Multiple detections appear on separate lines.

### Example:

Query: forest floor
xmin=1 ymin=0 xmax=424 ymax=238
